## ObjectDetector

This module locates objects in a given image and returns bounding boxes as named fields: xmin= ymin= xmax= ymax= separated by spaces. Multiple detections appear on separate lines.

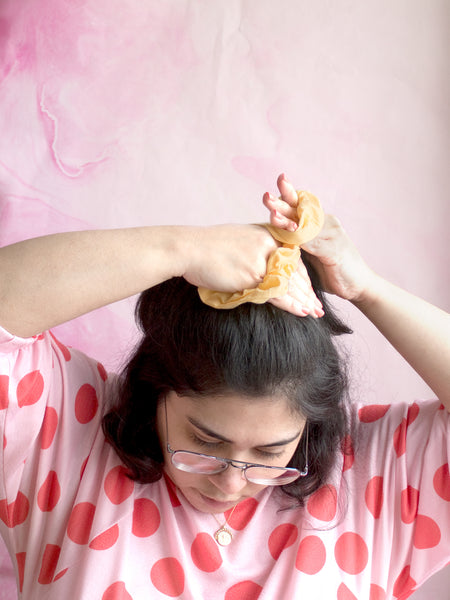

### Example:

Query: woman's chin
xmin=180 ymin=487 xmax=241 ymax=513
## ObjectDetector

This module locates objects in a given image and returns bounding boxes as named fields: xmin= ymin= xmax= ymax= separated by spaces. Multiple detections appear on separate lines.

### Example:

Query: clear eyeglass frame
xmin=164 ymin=400 xmax=309 ymax=486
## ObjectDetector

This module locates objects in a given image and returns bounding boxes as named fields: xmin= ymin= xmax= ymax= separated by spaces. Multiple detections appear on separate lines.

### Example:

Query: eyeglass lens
xmin=171 ymin=451 xmax=300 ymax=485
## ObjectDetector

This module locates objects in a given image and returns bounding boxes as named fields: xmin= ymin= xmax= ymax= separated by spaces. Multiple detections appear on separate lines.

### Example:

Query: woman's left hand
xmin=263 ymin=174 xmax=376 ymax=304
xmin=262 ymin=174 xmax=324 ymax=318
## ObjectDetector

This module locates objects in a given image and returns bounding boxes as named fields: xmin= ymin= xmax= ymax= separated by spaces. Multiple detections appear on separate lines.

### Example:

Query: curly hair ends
xmin=102 ymin=256 xmax=353 ymax=505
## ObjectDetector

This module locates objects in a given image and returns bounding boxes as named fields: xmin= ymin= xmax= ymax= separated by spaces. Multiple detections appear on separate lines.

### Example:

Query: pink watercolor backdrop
xmin=0 ymin=1 xmax=448 ymax=597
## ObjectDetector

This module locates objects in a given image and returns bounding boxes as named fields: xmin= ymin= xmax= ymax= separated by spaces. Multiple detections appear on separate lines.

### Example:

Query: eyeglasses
xmin=164 ymin=400 xmax=308 ymax=486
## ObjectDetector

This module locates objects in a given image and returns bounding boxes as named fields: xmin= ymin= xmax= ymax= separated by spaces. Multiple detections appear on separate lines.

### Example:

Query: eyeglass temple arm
xmin=297 ymin=422 xmax=309 ymax=477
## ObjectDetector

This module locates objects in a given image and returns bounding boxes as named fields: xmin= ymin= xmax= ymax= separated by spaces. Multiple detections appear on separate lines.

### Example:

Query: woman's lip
xmin=199 ymin=493 xmax=239 ymax=511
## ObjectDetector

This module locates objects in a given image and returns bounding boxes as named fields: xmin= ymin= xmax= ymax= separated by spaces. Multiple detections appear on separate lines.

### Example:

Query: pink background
xmin=0 ymin=1 xmax=448 ymax=597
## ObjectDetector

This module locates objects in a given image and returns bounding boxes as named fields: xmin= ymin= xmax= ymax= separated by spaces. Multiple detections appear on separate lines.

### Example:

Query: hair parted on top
xmin=102 ymin=256 xmax=353 ymax=506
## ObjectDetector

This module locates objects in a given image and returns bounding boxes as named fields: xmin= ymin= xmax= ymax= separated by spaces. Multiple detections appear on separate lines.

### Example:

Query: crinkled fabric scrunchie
xmin=198 ymin=190 xmax=323 ymax=309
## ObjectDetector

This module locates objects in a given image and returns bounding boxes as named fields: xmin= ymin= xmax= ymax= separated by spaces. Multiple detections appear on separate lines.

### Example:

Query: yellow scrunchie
xmin=198 ymin=190 xmax=324 ymax=309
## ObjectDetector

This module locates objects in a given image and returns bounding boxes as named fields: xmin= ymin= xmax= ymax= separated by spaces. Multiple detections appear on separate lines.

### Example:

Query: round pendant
xmin=214 ymin=527 xmax=232 ymax=546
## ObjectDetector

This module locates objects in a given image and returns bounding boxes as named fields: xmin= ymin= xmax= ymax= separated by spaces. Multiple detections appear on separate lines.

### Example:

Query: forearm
xmin=0 ymin=222 xmax=280 ymax=338
xmin=353 ymin=275 xmax=450 ymax=409
xmin=0 ymin=226 xmax=188 ymax=337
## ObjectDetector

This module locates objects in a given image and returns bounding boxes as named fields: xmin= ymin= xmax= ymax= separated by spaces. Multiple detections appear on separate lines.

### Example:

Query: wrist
xmin=161 ymin=226 xmax=199 ymax=280
xmin=350 ymin=272 xmax=386 ymax=312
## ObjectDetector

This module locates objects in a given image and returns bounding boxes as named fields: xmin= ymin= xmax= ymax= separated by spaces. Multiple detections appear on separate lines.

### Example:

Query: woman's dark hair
xmin=103 ymin=256 xmax=353 ymax=506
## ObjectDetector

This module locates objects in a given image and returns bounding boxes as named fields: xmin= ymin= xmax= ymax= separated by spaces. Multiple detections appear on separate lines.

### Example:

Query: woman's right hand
xmin=183 ymin=222 xmax=325 ymax=319
xmin=181 ymin=224 xmax=278 ymax=293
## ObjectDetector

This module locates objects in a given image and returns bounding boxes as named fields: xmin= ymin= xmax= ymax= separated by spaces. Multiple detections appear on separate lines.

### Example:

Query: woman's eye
xmin=256 ymin=448 xmax=284 ymax=460
xmin=190 ymin=433 xmax=220 ymax=448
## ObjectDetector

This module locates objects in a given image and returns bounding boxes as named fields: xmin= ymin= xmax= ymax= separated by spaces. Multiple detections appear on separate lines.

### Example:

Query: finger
xmin=269 ymin=295 xmax=309 ymax=317
xmin=269 ymin=261 xmax=324 ymax=318
xmin=269 ymin=208 xmax=298 ymax=232
xmin=292 ymin=258 xmax=324 ymax=315
xmin=269 ymin=290 xmax=323 ymax=318
xmin=276 ymin=173 xmax=298 ymax=207
xmin=263 ymin=192 xmax=298 ymax=230
xmin=288 ymin=270 xmax=324 ymax=318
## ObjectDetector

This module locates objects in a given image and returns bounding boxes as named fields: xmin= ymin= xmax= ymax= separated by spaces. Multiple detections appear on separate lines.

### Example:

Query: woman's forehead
xmin=165 ymin=391 xmax=304 ymax=444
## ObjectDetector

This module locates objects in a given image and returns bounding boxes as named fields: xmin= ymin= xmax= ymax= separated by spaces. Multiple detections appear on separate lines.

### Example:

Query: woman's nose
xmin=209 ymin=465 xmax=248 ymax=495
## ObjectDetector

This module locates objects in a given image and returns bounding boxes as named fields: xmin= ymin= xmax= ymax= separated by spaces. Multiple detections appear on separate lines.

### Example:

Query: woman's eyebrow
xmin=187 ymin=416 xmax=301 ymax=447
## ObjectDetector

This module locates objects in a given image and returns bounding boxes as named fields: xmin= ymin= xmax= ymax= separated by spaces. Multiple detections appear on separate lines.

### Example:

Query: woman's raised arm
xmin=0 ymin=224 xmax=278 ymax=338
xmin=265 ymin=174 xmax=450 ymax=408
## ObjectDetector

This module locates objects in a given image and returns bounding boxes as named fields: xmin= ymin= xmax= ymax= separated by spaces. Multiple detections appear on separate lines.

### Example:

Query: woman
xmin=0 ymin=175 xmax=448 ymax=599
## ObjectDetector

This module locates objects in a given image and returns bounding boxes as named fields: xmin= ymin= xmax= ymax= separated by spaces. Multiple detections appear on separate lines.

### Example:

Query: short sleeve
xmin=350 ymin=400 xmax=450 ymax=596
xmin=0 ymin=326 xmax=111 ymax=554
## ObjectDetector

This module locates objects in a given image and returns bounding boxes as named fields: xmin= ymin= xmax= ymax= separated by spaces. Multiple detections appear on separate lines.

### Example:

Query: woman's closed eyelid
xmin=189 ymin=432 xmax=221 ymax=448
xmin=187 ymin=425 xmax=289 ymax=459
xmin=255 ymin=448 xmax=285 ymax=459
xmin=190 ymin=433 xmax=285 ymax=461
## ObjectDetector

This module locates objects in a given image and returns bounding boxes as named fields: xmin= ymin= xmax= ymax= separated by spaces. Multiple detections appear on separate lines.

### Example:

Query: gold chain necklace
xmin=212 ymin=504 xmax=238 ymax=546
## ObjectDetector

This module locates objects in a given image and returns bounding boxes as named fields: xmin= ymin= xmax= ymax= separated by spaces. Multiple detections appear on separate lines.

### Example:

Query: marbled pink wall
xmin=0 ymin=1 xmax=448 ymax=598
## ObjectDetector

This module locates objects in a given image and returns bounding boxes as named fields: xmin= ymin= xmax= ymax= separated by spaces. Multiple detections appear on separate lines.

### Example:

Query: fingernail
xmin=315 ymin=307 xmax=325 ymax=318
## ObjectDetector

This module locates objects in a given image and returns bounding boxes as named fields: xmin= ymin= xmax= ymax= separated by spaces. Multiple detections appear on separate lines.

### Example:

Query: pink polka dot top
xmin=0 ymin=329 xmax=449 ymax=599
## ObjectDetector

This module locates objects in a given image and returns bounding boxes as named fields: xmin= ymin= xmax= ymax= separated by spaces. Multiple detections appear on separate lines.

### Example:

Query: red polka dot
xmin=75 ymin=384 xmax=99 ymax=424
xmin=295 ymin=535 xmax=326 ymax=575
xmin=97 ymin=362 xmax=108 ymax=381
xmin=365 ymin=476 xmax=384 ymax=519
xmin=41 ymin=407 xmax=58 ymax=450
xmin=53 ymin=568 xmax=68 ymax=581
xmin=401 ymin=486 xmax=419 ymax=524
xmin=102 ymin=581 xmax=133 ymax=600
xmin=393 ymin=405 xmax=419 ymax=459
xmin=37 ymin=471 xmax=61 ymax=512
xmin=80 ymin=456 xmax=89 ymax=480
xmin=67 ymin=502 xmax=96 ymax=544
xmin=17 ymin=370 xmax=44 ymax=407
xmin=50 ymin=331 xmax=71 ymax=361
xmin=164 ymin=473 xmax=181 ymax=507
xmin=406 ymin=403 xmax=419 ymax=425
xmin=132 ymin=498 xmax=160 ymax=537
xmin=413 ymin=514 xmax=441 ymax=549
xmin=341 ymin=434 xmax=355 ymax=472
xmin=335 ymin=532 xmax=368 ymax=574
xmin=337 ymin=583 xmax=358 ymax=600
xmin=38 ymin=544 xmax=61 ymax=584
xmin=89 ymin=524 xmax=119 ymax=550
xmin=150 ymin=557 xmax=185 ymax=597
xmin=393 ymin=565 xmax=416 ymax=598
xmin=226 ymin=497 xmax=258 ymax=530
xmin=224 ymin=580 xmax=263 ymax=600
xmin=16 ymin=552 xmax=26 ymax=592
xmin=370 ymin=583 xmax=386 ymax=600
xmin=104 ymin=466 xmax=134 ymax=505
xmin=433 ymin=463 xmax=450 ymax=501
xmin=0 ymin=375 xmax=9 ymax=410
xmin=191 ymin=532 xmax=223 ymax=572
xmin=268 ymin=523 xmax=298 ymax=560
xmin=0 ymin=491 xmax=30 ymax=527
xmin=358 ymin=404 xmax=390 ymax=423
xmin=307 ymin=485 xmax=337 ymax=521
xmin=393 ymin=418 xmax=407 ymax=458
